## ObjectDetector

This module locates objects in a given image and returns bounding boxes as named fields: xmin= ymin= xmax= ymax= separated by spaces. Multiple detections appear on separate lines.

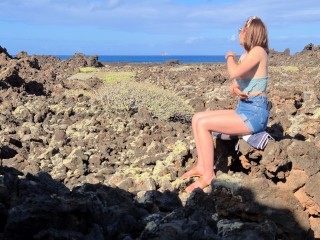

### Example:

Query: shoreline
xmin=101 ymin=61 xmax=226 ymax=66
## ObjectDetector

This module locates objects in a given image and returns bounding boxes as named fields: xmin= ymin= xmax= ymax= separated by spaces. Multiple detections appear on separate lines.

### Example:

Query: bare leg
xmin=186 ymin=111 xmax=251 ymax=192
xmin=182 ymin=110 xmax=234 ymax=179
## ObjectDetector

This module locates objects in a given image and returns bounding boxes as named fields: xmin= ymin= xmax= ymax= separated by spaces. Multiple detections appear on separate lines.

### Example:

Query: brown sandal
xmin=185 ymin=177 xmax=211 ymax=193
xmin=181 ymin=167 xmax=202 ymax=180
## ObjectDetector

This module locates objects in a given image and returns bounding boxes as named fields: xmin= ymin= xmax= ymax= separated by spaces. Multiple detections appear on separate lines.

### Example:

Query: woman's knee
xmin=192 ymin=112 xmax=205 ymax=124
xmin=196 ymin=116 xmax=218 ymax=132
xmin=196 ymin=116 xmax=209 ymax=130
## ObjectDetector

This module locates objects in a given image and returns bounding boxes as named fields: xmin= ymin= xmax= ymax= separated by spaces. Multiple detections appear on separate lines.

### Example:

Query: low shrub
xmin=95 ymin=81 xmax=193 ymax=122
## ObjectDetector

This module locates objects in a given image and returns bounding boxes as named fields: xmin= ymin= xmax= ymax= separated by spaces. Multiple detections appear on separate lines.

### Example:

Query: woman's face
xmin=239 ymin=27 xmax=246 ymax=46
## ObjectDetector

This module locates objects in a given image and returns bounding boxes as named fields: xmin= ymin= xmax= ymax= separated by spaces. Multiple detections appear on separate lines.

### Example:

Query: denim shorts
xmin=235 ymin=96 xmax=269 ymax=134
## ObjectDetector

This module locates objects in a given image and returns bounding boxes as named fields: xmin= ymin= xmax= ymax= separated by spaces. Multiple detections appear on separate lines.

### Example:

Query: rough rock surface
xmin=0 ymin=44 xmax=319 ymax=239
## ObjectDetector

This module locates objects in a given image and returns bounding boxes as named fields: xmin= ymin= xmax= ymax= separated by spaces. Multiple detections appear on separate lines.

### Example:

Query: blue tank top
xmin=236 ymin=77 xmax=268 ymax=94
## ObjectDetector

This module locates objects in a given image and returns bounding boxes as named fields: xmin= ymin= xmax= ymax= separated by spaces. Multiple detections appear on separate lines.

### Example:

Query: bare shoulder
xmin=249 ymin=46 xmax=268 ymax=56
xmin=247 ymin=46 xmax=268 ymax=62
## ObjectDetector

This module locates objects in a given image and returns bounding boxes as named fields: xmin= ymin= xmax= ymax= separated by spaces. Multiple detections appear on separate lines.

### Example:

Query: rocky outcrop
xmin=0 ymin=44 xmax=319 ymax=239
xmin=0 ymin=45 xmax=12 ymax=58
xmin=270 ymin=43 xmax=320 ymax=66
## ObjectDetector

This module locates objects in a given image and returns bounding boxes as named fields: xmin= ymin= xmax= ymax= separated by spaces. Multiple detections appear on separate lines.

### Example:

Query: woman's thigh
xmin=197 ymin=112 xmax=251 ymax=135
xmin=193 ymin=109 xmax=235 ymax=122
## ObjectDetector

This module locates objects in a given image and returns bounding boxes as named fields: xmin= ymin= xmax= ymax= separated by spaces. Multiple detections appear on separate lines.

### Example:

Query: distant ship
xmin=160 ymin=51 xmax=168 ymax=56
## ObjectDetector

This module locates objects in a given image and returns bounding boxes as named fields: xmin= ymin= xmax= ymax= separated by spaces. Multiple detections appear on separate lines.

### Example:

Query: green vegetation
xmin=312 ymin=108 xmax=320 ymax=119
xmin=96 ymin=80 xmax=194 ymax=122
xmin=69 ymin=69 xmax=135 ymax=82
xmin=69 ymin=69 xmax=192 ymax=122
xmin=99 ymin=72 xmax=135 ymax=83
xmin=79 ymin=67 xmax=99 ymax=73
xmin=282 ymin=66 xmax=299 ymax=72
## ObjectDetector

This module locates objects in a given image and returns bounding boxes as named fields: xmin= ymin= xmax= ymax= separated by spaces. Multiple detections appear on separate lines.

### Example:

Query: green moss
xmin=152 ymin=161 xmax=167 ymax=177
xmin=79 ymin=67 xmax=99 ymax=73
xmin=215 ymin=173 xmax=243 ymax=191
xmin=13 ymin=106 xmax=25 ymax=113
xmin=166 ymin=140 xmax=188 ymax=162
xmin=282 ymin=66 xmax=299 ymax=72
xmin=172 ymin=140 xmax=188 ymax=154
xmin=99 ymin=72 xmax=135 ymax=83
xmin=312 ymin=108 xmax=320 ymax=119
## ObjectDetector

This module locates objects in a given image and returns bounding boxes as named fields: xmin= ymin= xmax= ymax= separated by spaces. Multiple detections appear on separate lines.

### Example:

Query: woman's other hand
xmin=230 ymin=81 xmax=249 ymax=99
xmin=234 ymin=86 xmax=249 ymax=99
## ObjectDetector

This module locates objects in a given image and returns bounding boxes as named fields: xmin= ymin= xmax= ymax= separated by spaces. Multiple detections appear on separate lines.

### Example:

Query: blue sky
xmin=1 ymin=0 xmax=320 ymax=55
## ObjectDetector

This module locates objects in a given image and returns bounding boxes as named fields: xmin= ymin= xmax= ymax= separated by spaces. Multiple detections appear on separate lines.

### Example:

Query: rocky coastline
xmin=0 ymin=44 xmax=319 ymax=239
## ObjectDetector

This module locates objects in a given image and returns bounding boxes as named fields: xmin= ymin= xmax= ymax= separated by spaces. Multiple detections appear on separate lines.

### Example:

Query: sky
xmin=1 ymin=0 xmax=320 ymax=56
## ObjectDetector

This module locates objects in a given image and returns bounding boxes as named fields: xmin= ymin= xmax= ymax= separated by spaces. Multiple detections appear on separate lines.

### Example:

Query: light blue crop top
xmin=236 ymin=77 xmax=268 ymax=94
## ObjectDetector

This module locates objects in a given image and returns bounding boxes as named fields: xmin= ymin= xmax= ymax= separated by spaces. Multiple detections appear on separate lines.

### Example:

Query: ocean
xmin=57 ymin=55 xmax=226 ymax=64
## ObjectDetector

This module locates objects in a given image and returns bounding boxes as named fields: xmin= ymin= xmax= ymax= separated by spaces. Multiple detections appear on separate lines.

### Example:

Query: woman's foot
xmin=185 ymin=177 xmax=214 ymax=193
xmin=181 ymin=167 xmax=203 ymax=180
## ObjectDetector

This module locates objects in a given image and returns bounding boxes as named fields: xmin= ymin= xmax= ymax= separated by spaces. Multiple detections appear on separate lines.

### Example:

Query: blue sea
xmin=57 ymin=55 xmax=225 ymax=64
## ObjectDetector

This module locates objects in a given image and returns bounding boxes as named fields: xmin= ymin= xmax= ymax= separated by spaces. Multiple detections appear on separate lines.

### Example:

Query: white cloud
xmin=106 ymin=0 xmax=121 ymax=7
xmin=229 ymin=34 xmax=237 ymax=41
xmin=184 ymin=37 xmax=203 ymax=44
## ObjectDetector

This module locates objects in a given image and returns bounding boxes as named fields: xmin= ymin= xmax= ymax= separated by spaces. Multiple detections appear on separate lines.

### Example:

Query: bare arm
xmin=226 ymin=46 xmax=266 ymax=79
xmin=228 ymin=53 xmax=249 ymax=99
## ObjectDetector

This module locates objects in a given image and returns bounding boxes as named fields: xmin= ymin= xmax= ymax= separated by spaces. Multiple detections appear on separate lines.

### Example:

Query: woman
xmin=182 ymin=16 xmax=269 ymax=193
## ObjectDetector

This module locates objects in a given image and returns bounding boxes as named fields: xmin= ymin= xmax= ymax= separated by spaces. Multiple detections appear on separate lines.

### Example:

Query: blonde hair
xmin=243 ymin=16 xmax=269 ymax=54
